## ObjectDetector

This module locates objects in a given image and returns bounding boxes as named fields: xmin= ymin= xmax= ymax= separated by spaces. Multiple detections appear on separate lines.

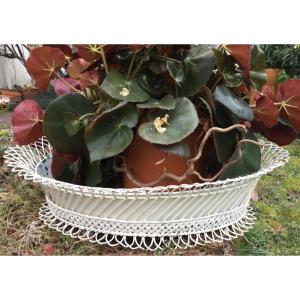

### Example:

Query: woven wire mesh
xmin=4 ymin=137 xmax=289 ymax=251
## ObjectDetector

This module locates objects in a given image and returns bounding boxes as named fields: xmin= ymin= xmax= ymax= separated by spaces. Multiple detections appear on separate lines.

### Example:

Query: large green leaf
xmin=198 ymin=97 xmax=238 ymax=163
xmin=157 ymin=142 xmax=191 ymax=158
xmin=101 ymin=70 xmax=150 ymax=102
xmin=220 ymin=131 xmax=261 ymax=180
xmin=213 ymin=48 xmax=243 ymax=87
xmin=226 ymin=44 xmax=267 ymax=90
xmin=85 ymin=103 xmax=139 ymax=162
xmin=213 ymin=85 xmax=254 ymax=121
xmin=214 ymin=103 xmax=239 ymax=163
xmin=32 ymin=83 xmax=57 ymax=109
xmin=166 ymin=61 xmax=185 ymax=86
xmin=250 ymin=45 xmax=267 ymax=90
xmin=137 ymin=69 xmax=164 ymax=97
xmin=63 ymin=112 xmax=81 ymax=136
xmin=137 ymin=95 xmax=175 ymax=110
xmin=138 ymin=97 xmax=199 ymax=145
xmin=179 ymin=45 xmax=216 ymax=97
xmin=85 ymin=161 xmax=102 ymax=187
xmin=44 ymin=93 xmax=95 ymax=153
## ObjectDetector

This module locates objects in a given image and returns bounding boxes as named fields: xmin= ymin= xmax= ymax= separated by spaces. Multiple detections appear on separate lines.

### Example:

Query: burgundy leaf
xmin=253 ymin=95 xmax=279 ymax=128
xmin=51 ymin=78 xmax=80 ymax=95
xmin=226 ymin=44 xmax=251 ymax=76
xmin=12 ymin=100 xmax=44 ymax=145
xmin=26 ymin=46 xmax=66 ymax=90
xmin=79 ymin=71 xmax=100 ymax=89
xmin=44 ymin=44 xmax=73 ymax=61
xmin=276 ymin=80 xmax=300 ymax=132
xmin=67 ymin=58 xmax=90 ymax=79
xmin=253 ymin=121 xmax=296 ymax=146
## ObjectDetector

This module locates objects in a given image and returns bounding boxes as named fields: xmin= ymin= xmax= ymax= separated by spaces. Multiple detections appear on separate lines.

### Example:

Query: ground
xmin=0 ymin=111 xmax=299 ymax=255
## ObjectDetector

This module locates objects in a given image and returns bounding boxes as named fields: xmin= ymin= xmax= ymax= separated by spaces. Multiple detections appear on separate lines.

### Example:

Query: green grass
xmin=236 ymin=140 xmax=300 ymax=255
xmin=0 ymin=126 xmax=299 ymax=255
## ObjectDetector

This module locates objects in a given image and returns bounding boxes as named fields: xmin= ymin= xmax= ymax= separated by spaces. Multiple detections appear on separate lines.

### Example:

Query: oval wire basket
xmin=4 ymin=137 xmax=289 ymax=251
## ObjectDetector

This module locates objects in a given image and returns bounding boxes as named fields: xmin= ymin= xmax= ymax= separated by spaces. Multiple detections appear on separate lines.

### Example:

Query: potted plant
xmin=261 ymin=44 xmax=300 ymax=91
xmin=5 ymin=44 xmax=298 ymax=250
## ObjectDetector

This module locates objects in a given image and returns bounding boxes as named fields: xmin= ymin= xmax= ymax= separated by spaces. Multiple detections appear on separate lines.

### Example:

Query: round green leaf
xmin=137 ymin=69 xmax=163 ymax=97
xmin=63 ymin=112 xmax=81 ymax=136
xmin=138 ymin=97 xmax=199 ymax=145
xmin=166 ymin=60 xmax=185 ymax=86
xmin=100 ymin=70 xmax=150 ymax=102
xmin=157 ymin=142 xmax=191 ymax=158
xmin=179 ymin=45 xmax=216 ymax=97
xmin=44 ymin=93 xmax=95 ymax=153
xmin=85 ymin=161 xmax=102 ymax=187
xmin=250 ymin=45 xmax=267 ymax=90
xmin=220 ymin=131 xmax=261 ymax=179
xmin=137 ymin=95 xmax=176 ymax=110
xmin=85 ymin=103 xmax=139 ymax=162
xmin=213 ymin=48 xmax=243 ymax=88
xmin=213 ymin=85 xmax=254 ymax=121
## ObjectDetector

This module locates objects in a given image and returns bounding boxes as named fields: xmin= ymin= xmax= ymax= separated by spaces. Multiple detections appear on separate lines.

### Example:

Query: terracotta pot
xmin=265 ymin=68 xmax=280 ymax=92
xmin=0 ymin=89 xmax=21 ymax=101
xmin=123 ymin=127 xmax=206 ymax=188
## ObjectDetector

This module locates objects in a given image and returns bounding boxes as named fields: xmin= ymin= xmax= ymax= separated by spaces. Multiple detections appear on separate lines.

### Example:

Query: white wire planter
xmin=4 ymin=137 xmax=289 ymax=251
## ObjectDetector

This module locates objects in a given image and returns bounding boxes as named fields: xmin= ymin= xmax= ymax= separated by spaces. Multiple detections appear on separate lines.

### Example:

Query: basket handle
xmin=4 ymin=137 xmax=52 ymax=181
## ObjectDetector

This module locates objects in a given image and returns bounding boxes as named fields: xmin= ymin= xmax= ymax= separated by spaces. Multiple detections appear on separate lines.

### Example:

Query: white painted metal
xmin=0 ymin=45 xmax=32 ymax=89
xmin=4 ymin=137 xmax=289 ymax=251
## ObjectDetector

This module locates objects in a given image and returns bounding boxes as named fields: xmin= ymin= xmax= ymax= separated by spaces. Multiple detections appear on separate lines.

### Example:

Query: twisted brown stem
xmin=114 ymin=124 xmax=262 ymax=187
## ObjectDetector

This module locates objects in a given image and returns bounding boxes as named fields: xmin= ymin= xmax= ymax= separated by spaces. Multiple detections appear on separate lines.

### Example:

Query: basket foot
xmin=39 ymin=202 xmax=256 ymax=251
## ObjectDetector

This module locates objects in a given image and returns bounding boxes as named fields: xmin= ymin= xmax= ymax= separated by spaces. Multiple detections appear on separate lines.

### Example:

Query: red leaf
xmin=26 ymin=46 xmax=66 ymax=90
xmin=261 ymin=84 xmax=276 ymax=101
xmin=61 ymin=152 xmax=80 ymax=165
xmin=51 ymin=78 xmax=80 ymax=95
xmin=234 ymin=82 xmax=248 ymax=98
xmin=253 ymin=95 xmax=279 ymax=128
xmin=12 ymin=100 xmax=44 ymax=145
xmin=253 ymin=121 xmax=296 ymax=146
xmin=128 ymin=45 xmax=146 ymax=51
xmin=51 ymin=149 xmax=80 ymax=178
xmin=67 ymin=58 xmax=90 ymax=79
xmin=226 ymin=44 xmax=251 ymax=75
xmin=73 ymin=172 xmax=82 ymax=185
xmin=75 ymin=45 xmax=117 ymax=63
xmin=79 ymin=71 xmax=100 ymax=89
xmin=51 ymin=149 xmax=65 ymax=177
xmin=75 ymin=44 xmax=104 ymax=62
xmin=44 ymin=44 xmax=73 ymax=61
xmin=276 ymin=80 xmax=300 ymax=132
xmin=155 ymin=45 xmax=174 ymax=56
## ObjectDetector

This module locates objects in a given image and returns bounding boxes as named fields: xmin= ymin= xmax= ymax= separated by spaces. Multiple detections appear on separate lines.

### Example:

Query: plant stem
xmin=156 ymin=55 xmax=181 ymax=63
xmin=127 ymin=52 xmax=136 ymax=81
xmin=55 ymin=73 xmax=80 ymax=93
xmin=210 ymin=73 xmax=223 ymax=91
xmin=131 ymin=52 xmax=148 ymax=79
xmin=249 ymin=102 xmax=282 ymax=108
xmin=174 ymin=82 xmax=178 ymax=98
xmin=99 ymin=47 xmax=109 ymax=75
xmin=79 ymin=112 xmax=95 ymax=121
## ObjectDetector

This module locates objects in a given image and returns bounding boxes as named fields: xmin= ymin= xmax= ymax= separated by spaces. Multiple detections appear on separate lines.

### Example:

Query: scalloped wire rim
xmin=4 ymin=137 xmax=290 ymax=251
xmin=39 ymin=202 xmax=256 ymax=251
xmin=4 ymin=136 xmax=290 ymax=195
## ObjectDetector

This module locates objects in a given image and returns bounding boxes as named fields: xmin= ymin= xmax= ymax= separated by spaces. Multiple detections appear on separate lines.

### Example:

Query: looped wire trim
xmin=39 ymin=202 xmax=256 ymax=251
xmin=4 ymin=137 xmax=289 ymax=251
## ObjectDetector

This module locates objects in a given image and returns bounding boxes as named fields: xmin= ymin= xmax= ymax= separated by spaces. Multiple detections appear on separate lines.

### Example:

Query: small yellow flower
xmin=119 ymin=87 xmax=130 ymax=97
xmin=154 ymin=114 xmax=169 ymax=134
